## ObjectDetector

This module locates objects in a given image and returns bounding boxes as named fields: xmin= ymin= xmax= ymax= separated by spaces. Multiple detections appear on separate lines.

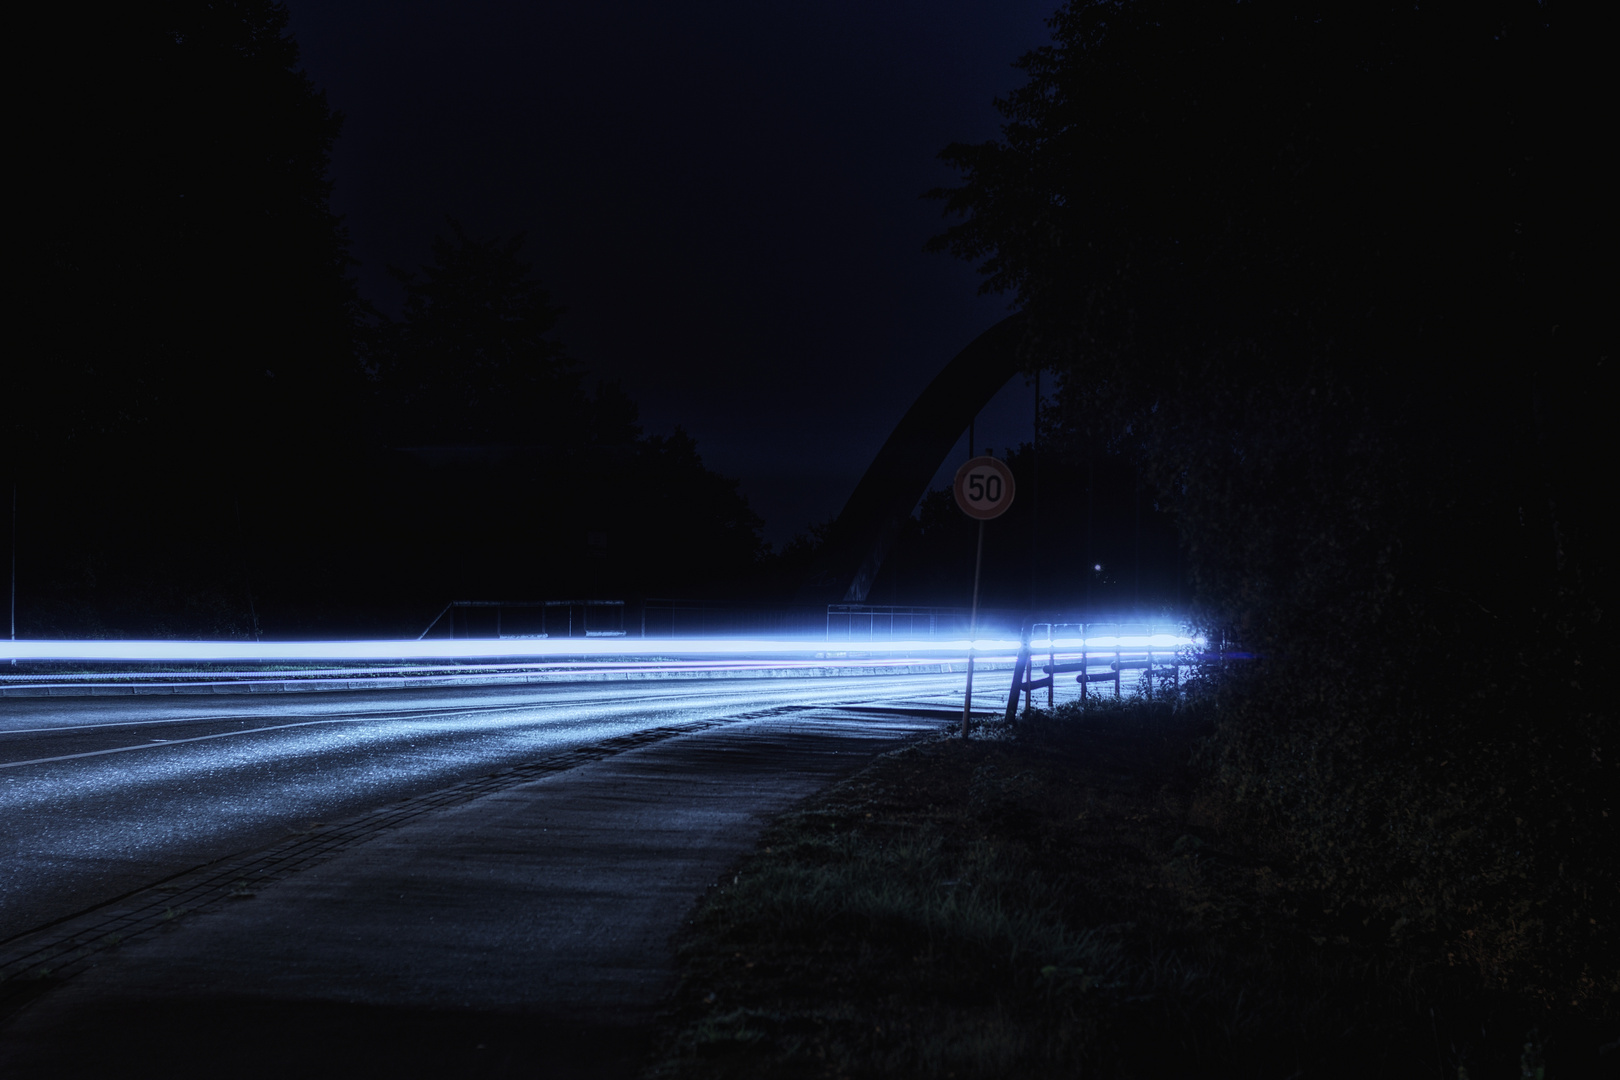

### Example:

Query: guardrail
xmin=419 ymin=599 xmax=627 ymax=640
xmin=1001 ymin=620 xmax=1212 ymax=719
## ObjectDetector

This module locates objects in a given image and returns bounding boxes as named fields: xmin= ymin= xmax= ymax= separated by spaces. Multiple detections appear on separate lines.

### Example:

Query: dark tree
xmin=14 ymin=1 xmax=359 ymax=636
xmin=359 ymin=230 xmax=764 ymax=617
xmin=371 ymin=223 xmax=579 ymax=447
xmin=928 ymin=0 xmax=1612 ymax=999
xmin=23 ymin=1 xmax=355 ymax=450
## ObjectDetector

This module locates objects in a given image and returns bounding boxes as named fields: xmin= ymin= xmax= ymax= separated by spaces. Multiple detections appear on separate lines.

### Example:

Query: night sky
xmin=285 ymin=1 xmax=1056 ymax=545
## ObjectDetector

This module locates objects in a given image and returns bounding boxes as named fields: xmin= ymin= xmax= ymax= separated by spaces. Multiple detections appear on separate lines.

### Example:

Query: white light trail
xmin=0 ymin=633 xmax=1201 ymax=664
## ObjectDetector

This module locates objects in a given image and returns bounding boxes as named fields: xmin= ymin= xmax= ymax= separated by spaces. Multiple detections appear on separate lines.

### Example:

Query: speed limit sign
xmin=953 ymin=456 xmax=1016 ymax=520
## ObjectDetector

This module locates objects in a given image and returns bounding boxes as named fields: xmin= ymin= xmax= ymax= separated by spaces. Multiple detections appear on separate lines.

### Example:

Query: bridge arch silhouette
xmin=798 ymin=313 xmax=1028 ymax=603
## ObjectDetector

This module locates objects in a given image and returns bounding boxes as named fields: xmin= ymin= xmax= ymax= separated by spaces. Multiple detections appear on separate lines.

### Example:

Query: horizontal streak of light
xmin=0 ymin=708 xmax=550 ymax=770
xmin=1040 ymin=636 xmax=1200 ymax=650
xmin=0 ymin=658 xmax=978 ymax=682
xmin=0 ymin=635 xmax=1200 ymax=664
xmin=0 ymin=696 xmax=651 ymax=737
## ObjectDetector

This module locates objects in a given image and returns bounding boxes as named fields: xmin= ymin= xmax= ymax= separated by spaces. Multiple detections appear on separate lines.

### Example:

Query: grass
xmin=645 ymin=699 xmax=1614 ymax=1078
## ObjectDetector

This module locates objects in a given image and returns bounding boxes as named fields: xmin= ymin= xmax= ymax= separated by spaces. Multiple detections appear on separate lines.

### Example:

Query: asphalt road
xmin=2 ymin=705 xmax=952 ymax=1077
xmin=0 ymin=672 xmax=971 ymax=942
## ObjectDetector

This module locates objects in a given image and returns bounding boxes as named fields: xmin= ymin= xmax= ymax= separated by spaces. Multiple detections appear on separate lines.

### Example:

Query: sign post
xmin=952 ymin=455 xmax=1015 ymax=737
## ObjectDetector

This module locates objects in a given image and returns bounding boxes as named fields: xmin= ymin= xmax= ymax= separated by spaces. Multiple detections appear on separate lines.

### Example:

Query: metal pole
xmin=1084 ymin=437 xmax=1093 ymax=612
xmin=1005 ymin=622 xmax=1030 ymax=723
xmin=961 ymin=518 xmax=985 ymax=738
xmin=1032 ymin=370 xmax=1039 ymax=611
xmin=1047 ymin=623 xmax=1054 ymax=709
xmin=1023 ymin=630 xmax=1033 ymax=714
xmin=9 ymin=482 xmax=15 ymax=651
xmin=1080 ymin=622 xmax=1088 ymax=704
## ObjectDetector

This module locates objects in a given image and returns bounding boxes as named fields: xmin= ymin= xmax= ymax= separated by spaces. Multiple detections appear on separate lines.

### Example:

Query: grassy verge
xmin=646 ymin=700 xmax=1613 ymax=1078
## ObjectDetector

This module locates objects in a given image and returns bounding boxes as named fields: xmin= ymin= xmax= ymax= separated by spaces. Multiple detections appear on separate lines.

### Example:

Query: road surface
xmin=0 ymin=671 xmax=973 ymax=942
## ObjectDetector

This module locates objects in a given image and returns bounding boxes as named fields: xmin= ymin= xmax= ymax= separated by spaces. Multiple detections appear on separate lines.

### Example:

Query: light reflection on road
xmin=0 ymin=672 xmax=969 ymax=940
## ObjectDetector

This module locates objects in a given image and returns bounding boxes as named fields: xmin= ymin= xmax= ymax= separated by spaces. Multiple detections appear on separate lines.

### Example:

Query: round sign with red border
xmin=952 ymin=456 xmax=1015 ymax=520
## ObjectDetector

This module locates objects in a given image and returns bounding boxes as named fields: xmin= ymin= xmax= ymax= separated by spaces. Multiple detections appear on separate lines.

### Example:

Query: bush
xmin=1191 ymin=651 xmax=1616 ymax=1006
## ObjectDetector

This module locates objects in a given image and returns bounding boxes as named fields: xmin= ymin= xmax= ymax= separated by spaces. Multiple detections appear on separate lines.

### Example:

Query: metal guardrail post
xmin=1004 ymin=632 xmax=1030 ymax=723
xmin=1019 ymin=621 xmax=1036 ymax=714
xmin=1047 ymin=623 xmax=1055 ymax=709
xmin=1080 ymin=622 xmax=1088 ymax=704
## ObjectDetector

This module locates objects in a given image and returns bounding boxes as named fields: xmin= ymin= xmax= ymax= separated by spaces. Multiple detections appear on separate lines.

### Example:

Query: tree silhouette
xmin=24 ymin=0 xmax=355 ymax=459
xmin=358 ymin=228 xmax=764 ymax=611
xmin=929 ymin=0 xmax=1606 ymax=653
xmin=372 ymin=223 xmax=578 ymax=447
xmin=15 ymin=1 xmax=358 ymax=636
xmin=928 ymin=0 xmax=1612 ymax=992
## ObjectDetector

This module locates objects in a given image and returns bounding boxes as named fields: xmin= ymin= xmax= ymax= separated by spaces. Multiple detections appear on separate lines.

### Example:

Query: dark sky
xmin=287 ymin=1 xmax=1056 ymax=545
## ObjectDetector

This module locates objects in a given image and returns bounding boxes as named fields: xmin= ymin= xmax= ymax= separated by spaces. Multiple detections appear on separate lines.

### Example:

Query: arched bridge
xmin=798 ymin=313 xmax=1028 ymax=603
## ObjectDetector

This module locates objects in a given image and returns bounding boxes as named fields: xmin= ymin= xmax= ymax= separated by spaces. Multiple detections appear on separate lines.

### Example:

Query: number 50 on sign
xmin=952 ymin=456 xmax=1016 ymax=520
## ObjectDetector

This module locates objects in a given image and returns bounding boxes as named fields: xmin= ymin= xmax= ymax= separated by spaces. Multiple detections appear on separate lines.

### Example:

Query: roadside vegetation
xmin=647 ymin=695 xmax=1615 ymax=1078
xmin=806 ymin=2 xmax=1616 ymax=1072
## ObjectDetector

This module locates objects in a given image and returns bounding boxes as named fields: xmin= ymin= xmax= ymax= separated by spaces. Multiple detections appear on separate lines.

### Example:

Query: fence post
xmin=1004 ymin=622 xmax=1031 ymax=723
xmin=1047 ymin=623 xmax=1055 ymax=709
xmin=1080 ymin=622 xmax=1088 ymax=704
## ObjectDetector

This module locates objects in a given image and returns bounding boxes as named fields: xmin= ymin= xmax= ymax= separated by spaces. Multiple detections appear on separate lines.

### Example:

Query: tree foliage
xmin=370 ymin=223 xmax=577 ymax=446
xmin=928 ymin=0 xmax=1613 ymax=1001
xmin=358 ymin=226 xmax=766 ymax=612
xmin=22 ymin=0 xmax=356 ymax=456
xmin=9 ymin=4 xmax=766 ymax=635
xmin=13 ymin=1 xmax=359 ymax=637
